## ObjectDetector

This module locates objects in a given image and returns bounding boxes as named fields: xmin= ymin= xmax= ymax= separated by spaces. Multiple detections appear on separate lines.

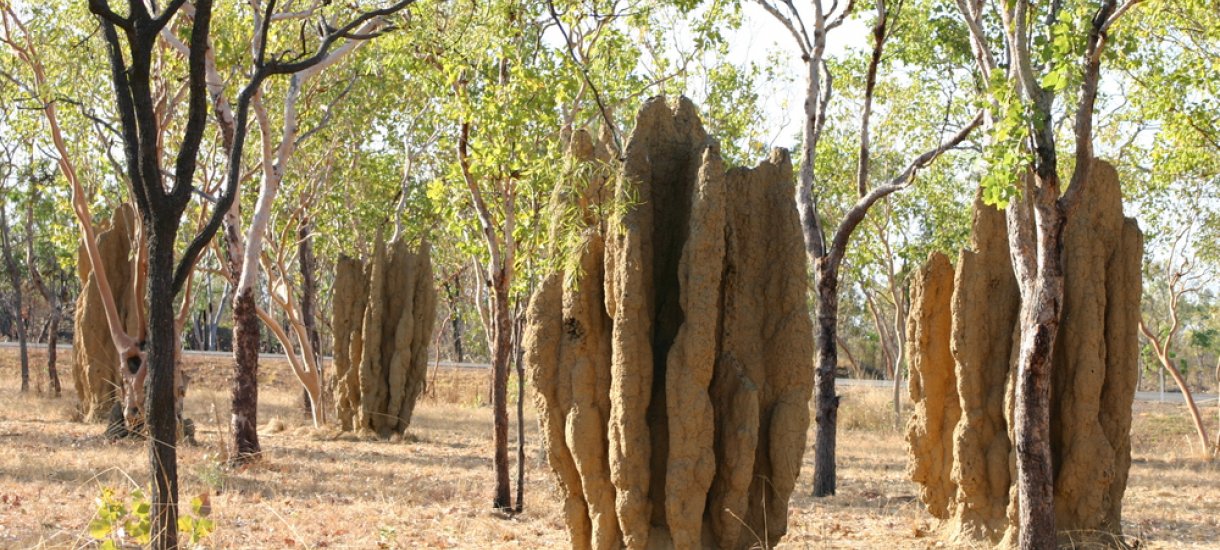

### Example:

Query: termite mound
xmin=331 ymin=236 xmax=437 ymax=438
xmin=73 ymin=204 xmax=141 ymax=422
xmin=905 ymin=160 xmax=1142 ymax=545
xmin=525 ymin=97 xmax=814 ymax=550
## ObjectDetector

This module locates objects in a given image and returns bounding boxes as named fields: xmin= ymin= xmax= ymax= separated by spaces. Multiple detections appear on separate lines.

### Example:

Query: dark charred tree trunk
xmin=491 ymin=273 xmax=512 ymax=511
xmin=145 ymin=225 xmax=181 ymax=549
xmin=0 ymin=206 xmax=30 ymax=392
xmin=298 ymin=220 xmax=321 ymax=416
xmin=513 ymin=316 xmax=525 ymax=513
xmin=46 ymin=303 xmax=61 ymax=396
xmin=453 ymin=315 xmax=465 ymax=362
xmin=445 ymin=279 xmax=465 ymax=362
xmin=231 ymin=288 xmax=261 ymax=461
xmin=812 ymin=258 xmax=840 ymax=497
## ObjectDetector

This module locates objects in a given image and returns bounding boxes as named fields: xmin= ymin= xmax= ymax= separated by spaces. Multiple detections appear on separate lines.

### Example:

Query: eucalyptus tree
xmin=446 ymin=0 xmax=581 ymax=511
xmin=829 ymin=12 xmax=978 ymax=428
xmin=848 ymin=159 xmax=973 ymax=427
xmin=950 ymin=0 xmax=1145 ymax=546
xmin=403 ymin=0 xmax=663 ymax=510
xmin=757 ymin=0 xmax=982 ymax=496
xmin=1112 ymin=0 xmax=1220 ymax=457
xmin=0 ymin=0 xmax=149 ymax=404
xmin=227 ymin=0 xmax=422 ymax=448
xmin=155 ymin=0 xmax=420 ymax=461
xmin=1138 ymin=222 xmax=1216 ymax=455
xmin=84 ymin=0 xmax=225 ymax=545
xmin=24 ymin=167 xmax=70 ymax=396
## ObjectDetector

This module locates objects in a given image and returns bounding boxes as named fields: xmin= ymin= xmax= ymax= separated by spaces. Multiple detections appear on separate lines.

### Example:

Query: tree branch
xmin=827 ymin=110 xmax=984 ymax=267
xmin=1063 ymin=0 xmax=1121 ymax=210
xmin=263 ymin=0 xmax=417 ymax=75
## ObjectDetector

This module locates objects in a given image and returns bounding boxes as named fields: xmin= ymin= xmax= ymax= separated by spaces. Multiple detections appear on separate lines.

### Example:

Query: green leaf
xmin=88 ymin=518 xmax=112 ymax=540
xmin=1041 ymin=70 xmax=1061 ymax=90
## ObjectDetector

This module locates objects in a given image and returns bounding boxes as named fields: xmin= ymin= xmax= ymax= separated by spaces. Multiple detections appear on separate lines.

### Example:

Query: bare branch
xmin=826 ymin=0 xmax=856 ymax=30
xmin=263 ymin=0 xmax=418 ymax=75
xmin=1102 ymin=0 xmax=1144 ymax=33
xmin=827 ymin=110 xmax=984 ymax=267
xmin=755 ymin=0 xmax=811 ymax=56
xmin=547 ymin=0 xmax=621 ymax=153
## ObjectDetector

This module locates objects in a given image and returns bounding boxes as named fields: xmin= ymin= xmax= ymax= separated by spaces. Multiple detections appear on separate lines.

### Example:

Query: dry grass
xmin=0 ymin=349 xmax=1217 ymax=549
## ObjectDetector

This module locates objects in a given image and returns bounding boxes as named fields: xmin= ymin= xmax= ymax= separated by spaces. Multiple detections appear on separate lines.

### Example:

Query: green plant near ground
xmin=89 ymin=487 xmax=151 ymax=548
xmin=89 ymin=486 xmax=214 ymax=548
xmin=193 ymin=452 xmax=227 ymax=492
xmin=178 ymin=494 xmax=216 ymax=545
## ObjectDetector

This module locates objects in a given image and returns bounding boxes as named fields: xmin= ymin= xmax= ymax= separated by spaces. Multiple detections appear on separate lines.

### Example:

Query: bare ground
xmin=0 ymin=347 xmax=1217 ymax=549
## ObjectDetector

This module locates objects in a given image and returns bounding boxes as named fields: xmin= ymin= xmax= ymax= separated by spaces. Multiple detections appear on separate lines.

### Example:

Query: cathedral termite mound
xmin=331 ymin=236 xmax=437 ymax=438
xmin=525 ymin=96 xmax=815 ymax=550
xmin=73 ymin=203 xmax=141 ymax=423
xmin=905 ymin=160 xmax=1142 ymax=545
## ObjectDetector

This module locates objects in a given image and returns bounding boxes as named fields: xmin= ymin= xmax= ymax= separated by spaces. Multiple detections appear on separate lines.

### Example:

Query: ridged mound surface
xmin=331 ymin=237 xmax=436 ymax=438
xmin=905 ymin=161 xmax=1143 ymax=545
xmin=525 ymin=97 xmax=814 ymax=550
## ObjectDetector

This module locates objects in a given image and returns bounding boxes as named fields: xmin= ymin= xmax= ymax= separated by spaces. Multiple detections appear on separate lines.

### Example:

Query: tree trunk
xmin=796 ymin=57 xmax=825 ymax=260
xmin=1013 ymin=291 xmax=1060 ymax=550
xmin=812 ymin=258 xmax=840 ymax=497
xmin=835 ymin=335 xmax=862 ymax=379
xmin=514 ymin=316 xmax=525 ymax=513
xmin=298 ymin=221 xmax=322 ymax=417
xmin=453 ymin=316 xmax=465 ymax=363
xmin=146 ymin=228 xmax=180 ymax=550
xmin=1011 ymin=202 xmax=1066 ymax=550
xmin=231 ymin=288 xmax=261 ymax=462
xmin=47 ymin=303 xmax=61 ymax=397
xmin=445 ymin=279 xmax=466 ymax=363
xmin=892 ymin=358 xmax=903 ymax=431
xmin=14 ymin=295 xmax=28 ymax=392
xmin=0 ymin=207 xmax=29 ymax=392
xmin=210 ymin=283 xmax=231 ymax=351
xmin=491 ymin=274 xmax=512 ymax=511
xmin=892 ymin=292 xmax=906 ymax=431
xmin=1157 ymin=354 xmax=1212 ymax=453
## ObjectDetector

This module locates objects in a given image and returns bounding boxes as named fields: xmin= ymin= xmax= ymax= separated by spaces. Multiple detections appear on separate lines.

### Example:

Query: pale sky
xmin=717 ymin=4 xmax=873 ymax=153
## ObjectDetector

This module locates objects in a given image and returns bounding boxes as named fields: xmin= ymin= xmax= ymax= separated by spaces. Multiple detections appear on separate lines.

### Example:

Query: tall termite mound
xmin=73 ymin=204 xmax=141 ymax=422
xmin=525 ymin=96 xmax=814 ymax=550
xmin=331 ymin=236 xmax=437 ymax=438
xmin=905 ymin=160 xmax=1143 ymax=544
